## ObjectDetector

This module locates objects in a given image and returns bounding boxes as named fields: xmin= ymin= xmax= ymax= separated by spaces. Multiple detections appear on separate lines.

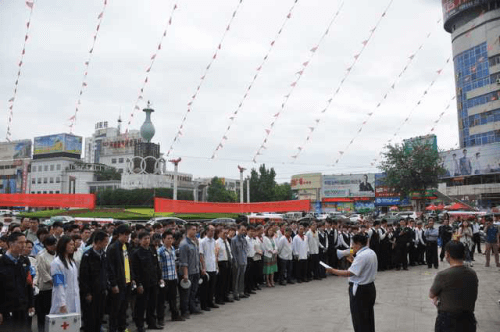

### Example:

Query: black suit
xmin=106 ymin=241 xmax=131 ymax=332
xmin=326 ymin=229 xmax=338 ymax=268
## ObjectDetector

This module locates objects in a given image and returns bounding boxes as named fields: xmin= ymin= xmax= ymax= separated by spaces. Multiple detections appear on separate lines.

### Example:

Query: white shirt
xmin=415 ymin=228 xmax=426 ymax=246
xmin=216 ymin=238 xmax=232 ymax=262
xmin=277 ymin=236 xmax=293 ymax=260
xmin=199 ymin=237 xmax=217 ymax=272
xmin=306 ymin=230 xmax=322 ymax=254
xmin=378 ymin=227 xmax=387 ymax=241
xmin=348 ymin=246 xmax=377 ymax=296
xmin=292 ymin=234 xmax=309 ymax=260
xmin=246 ymin=236 xmax=256 ymax=258
xmin=337 ymin=232 xmax=349 ymax=249
xmin=253 ymin=237 xmax=263 ymax=261
xmin=472 ymin=223 xmax=480 ymax=234
xmin=262 ymin=236 xmax=276 ymax=258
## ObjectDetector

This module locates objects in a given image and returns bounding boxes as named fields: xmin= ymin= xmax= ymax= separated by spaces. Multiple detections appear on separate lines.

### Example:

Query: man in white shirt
xmin=414 ymin=221 xmax=426 ymax=265
xmin=215 ymin=227 xmax=233 ymax=305
xmin=471 ymin=219 xmax=482 ymax=260
xmin=292 ymin=225 xmax=309 ymax=283
xmin=199 ymin=225 xmax=218 ymax=311
xmin=252 ymin=226 xmax=264 ymax=290
xmin=306 ymin=222 xmax=323 ymax=280
xmin=277 ymin=227 xmax=294 ymax=285
xmin=326 ymin=234 xmax=377 ymax=332
xmin=244 ymin=226 xmax=257 ymax=296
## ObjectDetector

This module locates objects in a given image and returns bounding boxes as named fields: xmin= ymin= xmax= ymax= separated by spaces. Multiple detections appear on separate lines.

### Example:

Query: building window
xmin=56 ymin=164 xmax=61 ymax=171
xmin=118 ymin=169 xmax=123 ymax=173
xmin=119 ymin=158 xmax=124 ymax=163
xmin=50 ymin=177 xmax=54 ymax=183
xmin=55 ymin=191 xmax=60 ymax=194
xmin=49 ymin=191 xmax=53 ymax=194
xmin=38 ymin=166 xmax=42 ymax=172
xmin=50 ymin=164 xmax=54 ymax=171
xmin=31 ymin=178 xmax=35 ymax=184
xmin=43 ymin=177 xmax=47 ymax=184
xmin=32 ymin=167 xmax=36 ymax=172
xmin=37 ymin=178 xmax=41 ymax=184
xmin=37 ymin=191 xmax=41 ymax=194
xmin=56 ymin=177 xmax=61 ymax=183
xmin=112 ymin=158 xmax=117 ymax=164
xmin=43 ymin=191 xmax=47 ymax=194
xmin=31 ymin=191 xmax=35 ymax=194
xmin=44 ymin=165 xmax=48 ymax=171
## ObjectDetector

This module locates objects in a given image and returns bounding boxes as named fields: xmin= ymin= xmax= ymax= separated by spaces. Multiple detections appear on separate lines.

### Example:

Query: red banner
xmin=0 ymin=194 xmax=95 ymax=209
xmin=155 ymin=198 xmax=310 ymax=214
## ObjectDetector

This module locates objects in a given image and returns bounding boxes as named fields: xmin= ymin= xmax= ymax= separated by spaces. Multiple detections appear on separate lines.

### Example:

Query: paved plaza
xmin=159 ymin=254 xmax=499 ymax=332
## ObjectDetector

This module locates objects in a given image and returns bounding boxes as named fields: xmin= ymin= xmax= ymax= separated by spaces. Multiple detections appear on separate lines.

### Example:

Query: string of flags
xmin=428 ymin=95 xmax=456 ymax=134
xmin=251 ymin=0 xmax=346 ymax=164
xmin=124 ymin=1 xmax=180 ymax=134
xmin=5 ymin=1 xmax=36 ymax=141
xmin=365 ymin=58 xmax=452 ymax=168
xmin=290 ymin=0 xmax=395 ymax=161
xmin=210 ymin=0 xmax=301 ymax=160
xmin=166 ymin=0 xmax=245 ymax=157
xmin=68 ymin=0 xmax=109 ymax=133
xmin=325 ymin=17 xmax=443 ymax=165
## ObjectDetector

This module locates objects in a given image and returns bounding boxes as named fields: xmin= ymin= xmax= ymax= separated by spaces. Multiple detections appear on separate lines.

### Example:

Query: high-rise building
xmin=443 ymin=0 xmax=500 ymax=147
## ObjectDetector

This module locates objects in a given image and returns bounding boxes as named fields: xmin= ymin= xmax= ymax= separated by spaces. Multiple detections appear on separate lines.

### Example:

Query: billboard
xmin=442 ymin=0 xmax=490 ymax=27
xmin=101 ymin=136 xmax=142 ymax=156
xmin=404 ymin=134 xmax=437 ymax=153
xmin=439 ymin=143 xmax=500 ymax=178
xmin=34 ymin=134 xmax=82 ymax=156
xmin=0 ymin=140 xmax=32 ymax=160
xmin=291 ymin=173 xmax=322 ymax=190
xmin=322 ymin=174 xmax=376 ymax=198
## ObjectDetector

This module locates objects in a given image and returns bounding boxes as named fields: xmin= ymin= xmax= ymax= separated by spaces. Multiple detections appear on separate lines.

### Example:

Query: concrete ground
xmin=158 ymin=253 xmax=499 ymax=332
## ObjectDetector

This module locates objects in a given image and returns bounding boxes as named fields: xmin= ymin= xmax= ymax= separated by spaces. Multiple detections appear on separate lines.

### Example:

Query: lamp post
xmin=169 ymin=158 xmax=182 ymax=200
xmin=238 ymin=165 xmax=246 ymax=204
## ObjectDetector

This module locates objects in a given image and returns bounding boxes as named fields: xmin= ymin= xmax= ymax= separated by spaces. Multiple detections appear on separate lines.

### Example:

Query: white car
xmin=396 ymin=211 xmax=418 ymax=220
xmin=349 ymin=214 xmax=362 ymax=222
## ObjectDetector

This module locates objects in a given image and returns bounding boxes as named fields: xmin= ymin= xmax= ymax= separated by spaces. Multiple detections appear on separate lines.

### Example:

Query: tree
xmin=207 ymin=177 xmax=237 ymax=202
xmin=244 ymin=164 xmax=291 ymax=202
xmin=379 ymin=141 xmax=445 ymax=211
xmin=274 ymin=182 xmax=292 ymax=201
xmin=95 ymin=167 xmax=122 ymax=181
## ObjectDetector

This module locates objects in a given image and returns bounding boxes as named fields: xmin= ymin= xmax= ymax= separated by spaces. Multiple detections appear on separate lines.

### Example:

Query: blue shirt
xmin=486 ymin=226 xmax=498 ymax=243
xmin=32 ymin=240 xmax=44 ymax=257
xmin=158 ymin=246 xmax=177 ymax=281
xmin=178 ymin=237 xmax=200 ymax=275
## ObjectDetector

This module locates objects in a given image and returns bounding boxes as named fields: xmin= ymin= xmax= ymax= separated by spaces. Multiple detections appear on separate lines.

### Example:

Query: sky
xmin=0 ymin=0 xmax=458 ymax=183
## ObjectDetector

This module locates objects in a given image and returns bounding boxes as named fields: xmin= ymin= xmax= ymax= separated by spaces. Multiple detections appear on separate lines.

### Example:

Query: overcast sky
xmin=1 ymin=0 xmax=457 ymax=182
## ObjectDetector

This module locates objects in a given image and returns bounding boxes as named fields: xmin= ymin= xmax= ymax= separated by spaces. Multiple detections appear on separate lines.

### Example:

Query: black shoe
xmin=137 ymin=327 xmax=146 ymax=332
xmin=297 ymin=280 xmax=302 ymax=283
xmin=434 ymin=266 xmax=438 ymax=269
xmin=241 ymin=294 xmax=249 ymax=298
xmin=288 ymin=281 xmax=295 ymax=284
xmin=215 ymin=300 xmax=225 ymax=305
xmin=172 ymin=316 xmax=185 ymax=321
xmin=249 ymin=290 xmax=256 ymax=294
xmin=147 ymin=324 xmax=163 ymax=330
xmin=157 ymin=320 xmax=165 ymax=327
xmin=255 ymin=286 xmax=262 ymax=290
xmin=233 ymin=296 xmax=240 ymax=301
xmin=403 ymin=267 xmax=408 ymax=271
xmin=209 ymin=304 xmax=219 ymax=309
xmin=191 ymin=310 xmax=203 ymax=315
xmin=428 ymin=266 xmax=432 ymax=269
xmin=395 ymin=267 xmax=401 ymax=271
xmin=279 ymin=281 xmax=286 ymax=286
xmin=181 ymin=314 xmax=190 ymax=320
xmin=224 ymin=297 xmax=234 ymax=303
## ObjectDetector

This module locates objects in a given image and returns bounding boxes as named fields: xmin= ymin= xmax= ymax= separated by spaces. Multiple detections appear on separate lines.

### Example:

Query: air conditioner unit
xmin=496 ymin=78 xmax=500 ymax=85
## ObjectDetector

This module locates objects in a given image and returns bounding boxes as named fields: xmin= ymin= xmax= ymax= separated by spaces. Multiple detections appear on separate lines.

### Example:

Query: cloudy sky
xmin=1 ymin=0 xmax=457 ymax=182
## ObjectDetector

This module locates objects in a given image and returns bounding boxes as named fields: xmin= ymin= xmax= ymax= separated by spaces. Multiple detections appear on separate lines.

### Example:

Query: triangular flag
xmin=310 ymin=46 xmax=318 ymax=52
xmin=270 ymin=41 xmax=275 ymax=46
xmin=436 ymin=69 xmax=442 ymax=74
xmin=265 ymin=129 xmax=270 ymax=134
xmin=8 ymin=97 xmax=14 ymax=102
xmin=290 ymin=82 xmax=297 ymax=87
xmin=296 ymin=70 xmax=304 ymax=75
xmin=256 ymin=66 xmax=262 ymax=71
xmin=151 ymin=54 xmax=157 ymax=60
xmin=354 ymin=54 xmax=360 ymax=60
xmin=302 ymin=61 xmax=309 ymax=67
xmin=362 ymin=40 xmax=368 ymax=46
xmin=26 ymin=1 xmax=34 ymax=9
xmin=287 ymin=12 xmax=291 ymax=19
xmin=98 ymin=12 xmax=103 ymax=19
xmin=409 ymin=54 xmax=415 ymax=60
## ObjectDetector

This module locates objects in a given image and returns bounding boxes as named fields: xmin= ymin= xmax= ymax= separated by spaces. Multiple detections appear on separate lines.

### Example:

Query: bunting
xmin=5 ymin=1 xmax=36 ymax=141
xmin=124 ymin=1 xmax=180 ymax=134
xmin=252 ymin=0 xmax=346 ymax=163
xmin=290 ymin=0 xmax=395 ymax=161
xmin=68 ymin=0 xmax=109 ymax=133
xmin=166 ymin=0 xmax=245 ymax=157
xmin=210 ymin=0 xmax=301 ymax=160
xmin=315 ymin=17 xmax=443 ymax=164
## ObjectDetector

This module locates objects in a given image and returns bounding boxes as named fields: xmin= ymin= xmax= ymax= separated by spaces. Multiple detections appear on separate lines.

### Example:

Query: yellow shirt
xmin=123 ymin=243 xmax=131 ymax=284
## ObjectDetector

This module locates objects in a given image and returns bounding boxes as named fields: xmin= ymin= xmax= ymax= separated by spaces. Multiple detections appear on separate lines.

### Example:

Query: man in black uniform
xmin=378 ymin=220 xmax=391 ymax=271
xmin=394 ymin=219 xmax=412 ymax=271
xmin=325 ymin=220 xmax=338 ymax=269
xmin=79 ymin=230 xmax=109 ymax=332
xmin=131 ymin=232 xmax=162 ymax=332
xmin=439 ymin=219 xmax=453 ymax=262
xmin=0 ymin=232 xmax=34 ymax=332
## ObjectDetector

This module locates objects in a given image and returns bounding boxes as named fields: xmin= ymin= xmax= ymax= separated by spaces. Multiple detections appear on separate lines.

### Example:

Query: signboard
xmin=101 ymin=136 xmax=141 ymax=156
xmin=374 ymin=197 xmax=411 ymax=206
xmin=403 ymin=134 xmax=437 ymax=153
xmin=439 ymin=143 xmax=500 ymax=178
xmin=291 ymin=173 xmax=322 ymax=190
xmin=375 ymin=173 xmax=398 ymax=197
xmin=322 ymin=174 xmax=376 ymax=198
xmin=34 ymin=134 xmax=82 ymax=156
xmin=0 ymin=140 xmax=32 ymax=160
xmin=0 ymin=193 xmax=96 ymax=209
xmin=442 ymin=0 xmax=489 ymax=25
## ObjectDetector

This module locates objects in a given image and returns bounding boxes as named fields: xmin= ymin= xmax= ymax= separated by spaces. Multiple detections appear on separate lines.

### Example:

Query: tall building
xmin=443 ymin=1 xmax=500 ymax=147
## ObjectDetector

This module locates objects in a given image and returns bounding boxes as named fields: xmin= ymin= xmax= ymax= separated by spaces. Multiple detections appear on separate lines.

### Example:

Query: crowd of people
xmin=0 ymin=213 xmax=498 ymax=332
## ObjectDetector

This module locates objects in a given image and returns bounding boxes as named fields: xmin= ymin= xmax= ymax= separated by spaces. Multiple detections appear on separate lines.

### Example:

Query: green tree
xmin=274 ymin=182 xmax=292 ymax=201
xmin=379 ymin=141 xmax=445 ymax=211
xmin=207 ymin=177 xmax=237 ymax=202
xmin=95 ymin=167 xmax=122 ymax=181
xmin=245 ymin=164 xmax=291 ymax=202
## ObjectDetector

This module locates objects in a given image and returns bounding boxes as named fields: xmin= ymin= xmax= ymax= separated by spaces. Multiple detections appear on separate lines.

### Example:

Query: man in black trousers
xmin=326 ymin=234 xmax=378 ymax=332
xmin=106 ymin=224 xmax=132 ymax=332
xmin=439 ymin=219 xmax=453 ymax=262
xmin=79 ymin=230 xmax=109 ymax=332
xmin=394 ymin=219 xmax=412 ymax=271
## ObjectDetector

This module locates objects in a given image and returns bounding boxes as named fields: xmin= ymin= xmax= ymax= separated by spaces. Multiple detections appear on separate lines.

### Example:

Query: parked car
xmin=43 ymin=215 xmax=75 ymax=226
xmin=147 ymin=217 xmax=187 ymax=226
xmin=349 ymin=214 xmax=362 ymax=223
xmin=211 ymin=218 xmax=236 ymax=225
xmin=0 ymin=209 xmax=12 ymax=216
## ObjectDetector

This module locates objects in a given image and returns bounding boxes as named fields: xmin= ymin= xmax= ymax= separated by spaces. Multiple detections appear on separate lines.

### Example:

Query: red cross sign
xmin=61 ymin=321 xmax=70 ymax=330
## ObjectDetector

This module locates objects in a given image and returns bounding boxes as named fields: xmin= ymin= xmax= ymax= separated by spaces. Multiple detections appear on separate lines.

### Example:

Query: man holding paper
xmin=325 ymin=234 xmax=377 ymax=332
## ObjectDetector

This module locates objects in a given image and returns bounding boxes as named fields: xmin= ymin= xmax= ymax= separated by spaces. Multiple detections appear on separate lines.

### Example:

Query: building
xmin=321 ymin=173 xmax=376 ymax=213
xmin=443 ymin=1 xmax=500 ymax=148
xmin=0 ymin=140 xmax=32 ymax=194
xmin=84 ymin=119 xmax=142 ymax=174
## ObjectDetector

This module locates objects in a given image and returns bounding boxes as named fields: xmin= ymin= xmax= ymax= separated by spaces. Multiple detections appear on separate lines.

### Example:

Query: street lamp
xmin=238 ymin=165 xmax=246 ymax=204
xmin=169 ymin=158 xmax=182 ymax=200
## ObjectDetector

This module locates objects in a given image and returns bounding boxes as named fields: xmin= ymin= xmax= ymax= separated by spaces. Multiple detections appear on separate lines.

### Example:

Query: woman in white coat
xmin=50 ymin=235 xmax=80 ymax=314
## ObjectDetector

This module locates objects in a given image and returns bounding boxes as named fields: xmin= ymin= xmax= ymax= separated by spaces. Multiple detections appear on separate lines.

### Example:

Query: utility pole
xmin=238 ymin=165 xmax=246 ymax=204
xmin=169 ymin=158 xmax=182 ymax=200
xmin=247 ymin=178 xmax=250 ymax=203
